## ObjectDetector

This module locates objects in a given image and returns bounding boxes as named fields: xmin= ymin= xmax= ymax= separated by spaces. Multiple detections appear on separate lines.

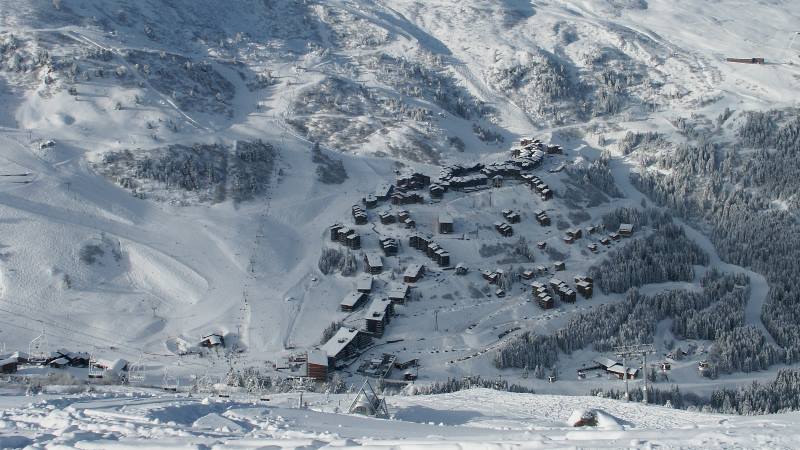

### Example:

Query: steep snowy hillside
xmin=1 ymin=0 xmax=800 ymax=428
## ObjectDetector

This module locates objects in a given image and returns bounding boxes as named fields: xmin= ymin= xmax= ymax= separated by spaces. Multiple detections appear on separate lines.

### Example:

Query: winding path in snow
xmin=609 ymin=157 xmax=775 ymax=345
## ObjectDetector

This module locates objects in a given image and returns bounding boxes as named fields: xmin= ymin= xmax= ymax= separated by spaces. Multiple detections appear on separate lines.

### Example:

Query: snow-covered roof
xmin=341 ymin=292 xmax=367 ymax=308
xmin=307 ymin=350 xmax=328 ymax=367
xmin=202 ymin=334 xmax=223 ymax=345
xmin=594 ymin=357 xmax=618 ymax=369
xmin=387 ymin=284 xmax=409 ymax=299
xmin=95 ymin=358 xmax=128 ymax=374
xmin=404 ymin=264 xmax=424 ymax=278
xmin=438 ymin=213 xmax=453 ymax=224
xmin=321 ymin=328 xmax=360 ymax=358
xmin=366 ymin=298 xmax=391 ymax=321
xmin=607 ymin=365 xmax=639 ymax=376
xmin=0 ymin=356 xmax=18 ymax=366
xmin=356 ymin=275 xmax=373 ymax=291
xmin=365 ymin=252 xmax=382 ymax=268
xmin=619 ymin=223 xmax=634 ymax=233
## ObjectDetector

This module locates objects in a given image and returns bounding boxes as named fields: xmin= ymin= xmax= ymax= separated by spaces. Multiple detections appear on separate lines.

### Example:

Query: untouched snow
xmin=0 ymin=386 xmax=798 ymax=449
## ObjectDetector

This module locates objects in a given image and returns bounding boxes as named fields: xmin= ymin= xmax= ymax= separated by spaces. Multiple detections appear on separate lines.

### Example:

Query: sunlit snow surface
xmin=0 ymin=387 xmax=798 ymax=449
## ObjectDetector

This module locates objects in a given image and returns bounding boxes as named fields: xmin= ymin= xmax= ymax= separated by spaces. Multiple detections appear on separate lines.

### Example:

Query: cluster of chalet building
xmin=527 ymin=273 xmax=594 ymax=309
xmin=494 ymin=221 xmax=514 ymax=237
xmin=377 ymin=209 xmax=416 ymax=228
xmin=564 ymin=223 xmax=635 ymax=252
xmin=313 ymin=136 xmax=574 ymax=379
xmin=379 ymin=237 xmax=398 ymax=255
xmin=409 ymin=234 xmax=451 ymax=266
xmin=324 ymin=275 xmax=416 ymax=372
xmin=352 ymin=205 xmax=368 ymax=225
xmin=522 ymin=173 xmax=553 ymax=201
xmin=535 ymin=209 xmax=551 ymax=226
xmin=364 ymin=252 xmax=383 ymax=274
xmin=591 ymin=357 xmax=640 ymax=380
xmin=0 ymin=349 xmax=128 ymax=379
xmin=501 ymin=209 xmax=521 ymax=223
xmin=329 ymin=224 xmax=361 ymax=250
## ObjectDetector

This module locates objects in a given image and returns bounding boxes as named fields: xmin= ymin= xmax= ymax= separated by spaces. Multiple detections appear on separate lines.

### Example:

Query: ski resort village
xmin=1 ymin=0 xmax=800 ymax=448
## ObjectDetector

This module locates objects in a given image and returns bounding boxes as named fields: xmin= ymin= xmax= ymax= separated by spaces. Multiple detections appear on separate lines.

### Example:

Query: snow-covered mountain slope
xmin=1 ymin=386 xmax=799 ymax=449
xmin=1 ymin=0 xmax=800 ymax=416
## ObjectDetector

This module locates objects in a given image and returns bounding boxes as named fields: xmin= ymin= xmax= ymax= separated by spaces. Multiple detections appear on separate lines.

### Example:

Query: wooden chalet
xmin=610 ymin=232 xmax=621 ymax=241
xmin=0 ymin=356 xmax=18 ymax=374
xmin=378 ymin=210 xmax=395 ymax=224
xmin=340 ymin=292 xmax=369 ymax=312
xmin=554 ymin=261 xmax=566 ymax=271
xmin=200 ymin=333 xmax=225 ymax=348
xmin=409 ymin=233 xmax=430 ymax=251
xmin=558 ymin=286 xmax=576 ymax=303
xmin=502 ymin=210 xmax=521 ymax=224
xmin=574 ymin=276 xmax=593 ymax=298
xmin=438 ymin=213 xmax=454 ymax=234
xmin=387 ymin=284 xmax=410 ymax=304
xmin=356 ymin=275 xmax=374 ymax=293
xmin=482 ymin=270 xmax=499 ymax=284
xmin=403 ymin=264 xmax=425 ymax=283
xmin=330 ymin=223 xmax=343 ymax=242
xmin=320 ymin=327 xmax=371 ymax=368
xmin=521 ymin=270 xmax=535 ymax=280
xmin=396 ymin=172 xmax=431 ymax=190
xmin=494 ymin=222 xmax=514 ymax=237
xmin=363 ymin=194 xmax=378 ymax=209
xmin=352 ymin=205 xmax=368 ymax=225
xmin=364 ymin=252 xmax=383 ymax=274
xmin=535 ymin=210 xmax=551 ymax=226
xmin=429 ymin=184 xmax=445 ymax=199
xmin=364 ymin=298 xmax=394 ymax=337
xmin=346 ymin=233 xmax=361 ymax=250
xmin=374 ymin=184 xmax=395 ymax=202
xmin=379 ymin=237 xmax=398 ymax=256
xmin=537 ymin=294 xmax=554 ymax=309
xmin=434 ymin=249 xmax=450 ymax=266
xmin=618 ymin=223 xmax=634 ymax=237
xmin=306 ymin=350 xmax=328 ymax=381
xmin=391 ymin=191 xmax=423 ymax=205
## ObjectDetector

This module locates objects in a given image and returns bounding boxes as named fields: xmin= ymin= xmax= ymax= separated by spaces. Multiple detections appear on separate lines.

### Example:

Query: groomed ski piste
xmin=1 ymin=0 xmax=800 ymax=447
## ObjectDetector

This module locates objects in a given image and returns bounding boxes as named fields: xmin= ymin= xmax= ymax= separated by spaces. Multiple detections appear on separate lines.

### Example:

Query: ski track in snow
xmin=1 ymin=387 xmax=800 ymax=449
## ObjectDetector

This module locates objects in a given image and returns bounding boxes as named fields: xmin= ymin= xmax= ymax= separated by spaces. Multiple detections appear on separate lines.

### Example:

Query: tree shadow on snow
xmin=393 ymin=406 xmax=484 ymax=425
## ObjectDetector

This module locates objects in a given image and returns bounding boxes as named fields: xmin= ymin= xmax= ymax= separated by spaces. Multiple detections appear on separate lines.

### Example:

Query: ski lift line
xmin=0 ymin=305 xmax=176 ymax=358
xmin=66 ymin=31 xmax=205 ymax=131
